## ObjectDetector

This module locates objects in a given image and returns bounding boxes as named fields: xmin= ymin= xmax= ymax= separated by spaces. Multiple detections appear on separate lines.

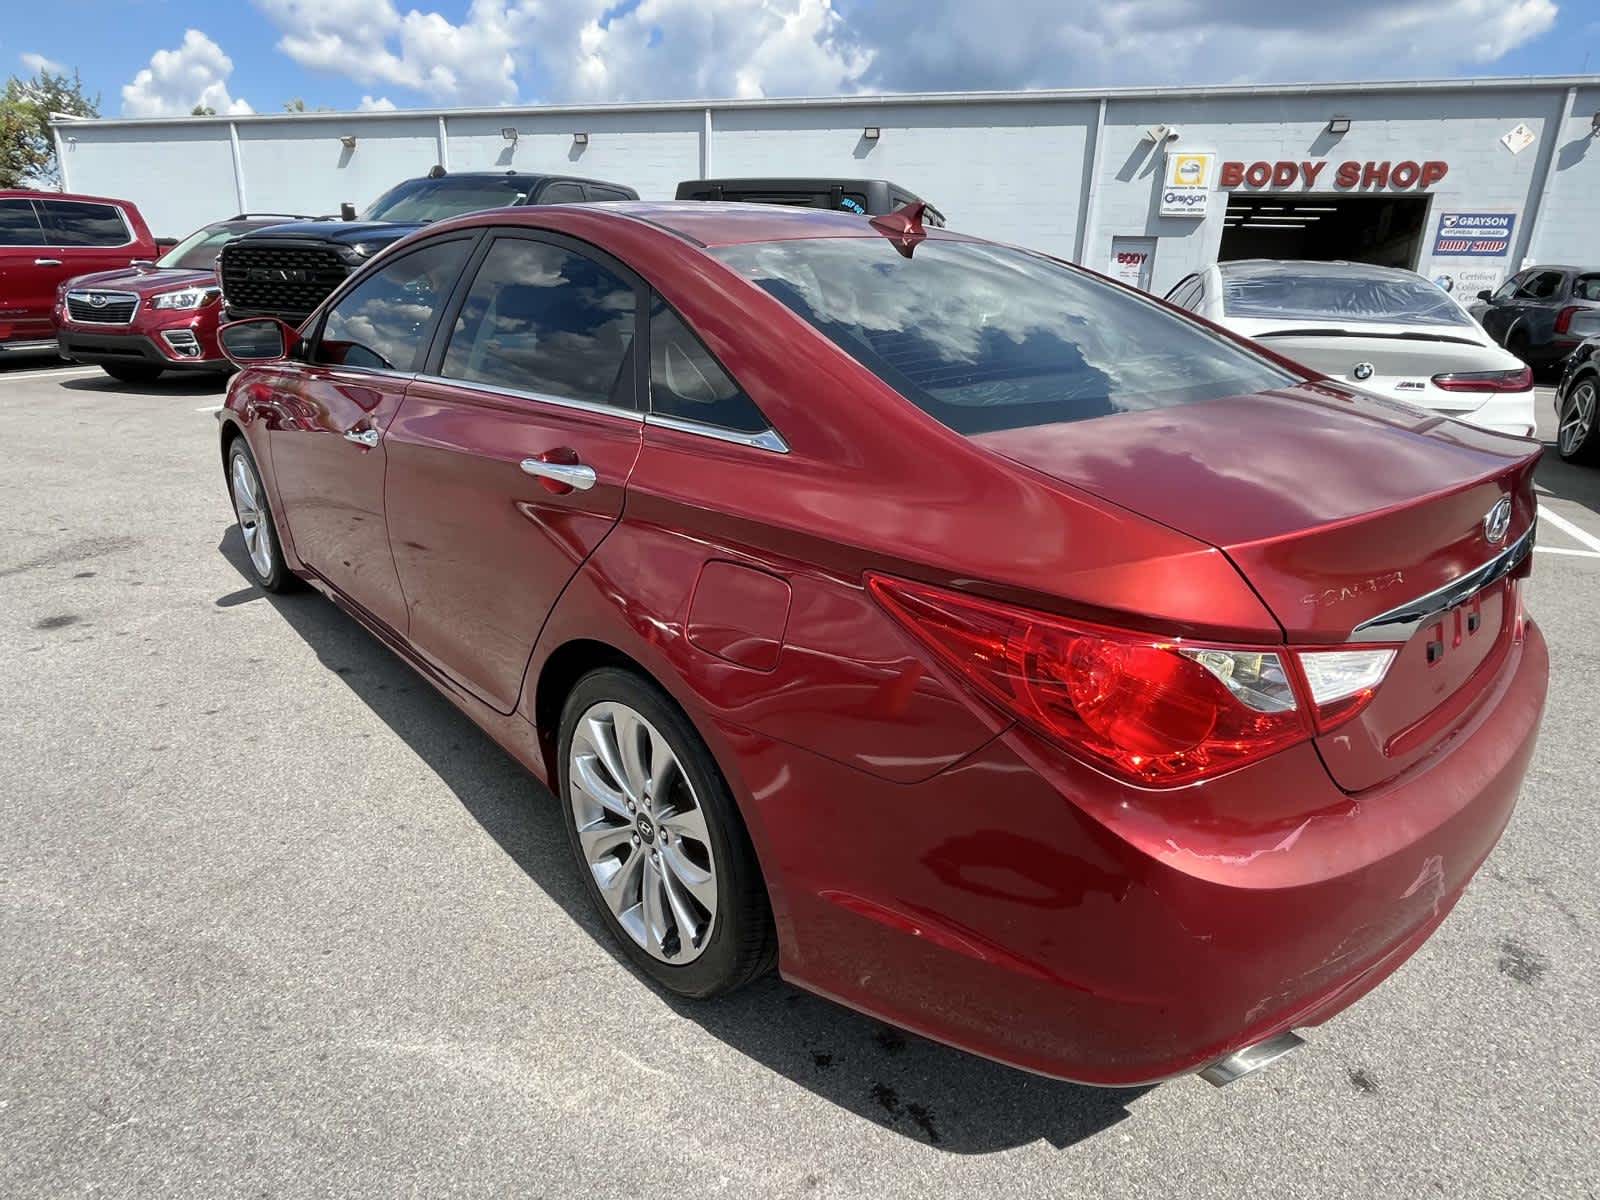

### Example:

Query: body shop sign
xmin=1432 ymin=212 xmax=1515 ymax=257
xmin=1220 ymin=160 xmax=1449 ymax=190
xmin=1160 ymin=152 xmax=1215 ymax=217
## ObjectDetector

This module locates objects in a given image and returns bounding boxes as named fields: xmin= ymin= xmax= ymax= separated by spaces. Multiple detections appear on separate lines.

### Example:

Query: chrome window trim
xmin=644 ymin=412 xmax=790 ymax=453
xmin=65 ymin=289 xmax=141 ymax=326
xmin=1350 ymin=522 xmax=1535 ymax=642
xmin=413 ymin=372 xmax=645 ymax=422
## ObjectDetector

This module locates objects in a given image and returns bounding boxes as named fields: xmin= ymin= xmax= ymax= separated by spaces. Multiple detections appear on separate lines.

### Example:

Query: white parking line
xmin=0 ymin=365 xmax=101 ymax=383
xmin=1535 ymin=545 xmax=1600 ymax=558
xmin=1538 ymin=504 xmax=1600 ymax=555
xmin=195 ymin=404 xmax=224 ymax=414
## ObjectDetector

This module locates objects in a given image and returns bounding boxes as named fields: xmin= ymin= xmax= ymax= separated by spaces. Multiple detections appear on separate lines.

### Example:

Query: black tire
xmin=558 ymin=666 xmax=776 ymax=998
xmin=101 ymin=363 xmax=163 ymax=383
xmin=1557 ymin=375 xmax=1600 ymax=465
xmin=225 ymin=438 xmax=298 ymax=592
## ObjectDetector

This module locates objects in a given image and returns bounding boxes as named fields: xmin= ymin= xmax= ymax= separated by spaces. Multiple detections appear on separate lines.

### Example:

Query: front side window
xmin=1518 ymin=271 xmax=1564 ymax=300
xmin=442 ymin=237 xmax=637 ymax=408
xmin=714 ymin=237 xmax=1295 ymax=436
xmin=315 ymin=239 xmax=470 ymax=371
xmin=1491 ymin=274 xmax=1523 ymax=302
xmin=39 ymin=200 xmax=130 ymax=247
xmin=538 ymin=182 xmax=587 ymax=203
xmin=649 ymin=299 xmax=769 ymax=433
xmin=0 ymin=199 xmax=43 ymax=246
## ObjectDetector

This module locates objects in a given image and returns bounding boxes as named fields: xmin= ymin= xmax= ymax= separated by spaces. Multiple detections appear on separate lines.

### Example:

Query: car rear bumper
xmin=716 ymin=617 xmax=1547 ymax=1086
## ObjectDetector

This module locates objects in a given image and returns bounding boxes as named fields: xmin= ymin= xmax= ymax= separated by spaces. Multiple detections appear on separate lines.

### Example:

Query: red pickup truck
xmin=1 ymin=189 xmax=159 ymax=352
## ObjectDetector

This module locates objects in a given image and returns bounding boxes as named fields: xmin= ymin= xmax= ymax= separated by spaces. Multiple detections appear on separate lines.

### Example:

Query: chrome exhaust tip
xmin=1198 ymin=1031 xmax=1306 ymax=1087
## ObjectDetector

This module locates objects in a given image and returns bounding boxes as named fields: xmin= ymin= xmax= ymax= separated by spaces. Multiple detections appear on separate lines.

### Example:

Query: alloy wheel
xmin=567 ymin=700 xmax=719 ymax=964
xmin=1559 ymin=382 xmax=1596 ymax=457
xmin=230 ymin=452 xmax=275 ymax=579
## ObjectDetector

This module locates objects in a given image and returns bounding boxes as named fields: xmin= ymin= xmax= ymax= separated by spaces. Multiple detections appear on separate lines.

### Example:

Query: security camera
xmin=1144 ymin=123 xmax=1180 ymax=143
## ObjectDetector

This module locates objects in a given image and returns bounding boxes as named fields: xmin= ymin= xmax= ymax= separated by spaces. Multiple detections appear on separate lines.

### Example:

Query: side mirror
xmin=130 ymin=259 xmax=156 ymax=269
xmin=340 ymin=202 xmax=357 ymax=221
xmin=1476 ymin=290 xmax=1492 ymax=301
xmin=219 ymin=317 xmax=299 ymax=366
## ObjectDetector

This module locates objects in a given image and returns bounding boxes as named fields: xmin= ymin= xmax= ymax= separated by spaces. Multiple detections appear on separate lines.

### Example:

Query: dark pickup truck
xmin=218 ymin=169 xmax=638 ymax=324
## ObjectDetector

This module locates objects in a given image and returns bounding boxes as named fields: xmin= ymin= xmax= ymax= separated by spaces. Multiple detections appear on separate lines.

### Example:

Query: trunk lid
xmin=973 ymin=382 xmax=1540 ymax=790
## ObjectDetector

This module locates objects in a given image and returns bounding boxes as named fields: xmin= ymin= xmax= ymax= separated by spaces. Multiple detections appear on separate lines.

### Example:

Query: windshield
xmin=157 ymin=224 xmax=251 ymax=270
xmin=362 ymin=176 xmax=532 ymax=223
xmin=712 ymin=237 xmax=1295 ymax=435
xmin=1222 ymin=266 xmax=1474 ymax=327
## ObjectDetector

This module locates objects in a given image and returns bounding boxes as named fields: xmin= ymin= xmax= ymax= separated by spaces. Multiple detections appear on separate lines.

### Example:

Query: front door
xmin=384 ymin=231 xmax=646 ymax=713
xmin=0 ymin=198 xmax=55 ymax=342
xmin=267 ymin=234 xmax=476 ymax=634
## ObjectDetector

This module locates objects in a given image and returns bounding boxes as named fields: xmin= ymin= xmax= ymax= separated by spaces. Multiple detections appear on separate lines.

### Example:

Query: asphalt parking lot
xmin=2 ymin=354 xmax=1597 ymax=1199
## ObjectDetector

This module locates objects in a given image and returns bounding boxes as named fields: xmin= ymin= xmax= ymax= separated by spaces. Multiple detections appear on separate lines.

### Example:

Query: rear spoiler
xmin=1252 ymin=328 xmax=1484 ymax=347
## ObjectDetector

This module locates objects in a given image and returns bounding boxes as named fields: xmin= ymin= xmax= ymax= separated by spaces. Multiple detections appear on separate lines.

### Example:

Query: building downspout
xmin=701 ymin=107 xmax=713 ymax=178
xmin=1075 ymin=98 xmax=1107 ymax=265
xmin=51 ymin=125 xmax=71 ymax=191
xmin=228 ymin=121 xmax=247 ymax=214
xmin=1516 ymin=85 xmax=1576 ymax=268
xmin=437 ymin=116 xmax=450 ymax=171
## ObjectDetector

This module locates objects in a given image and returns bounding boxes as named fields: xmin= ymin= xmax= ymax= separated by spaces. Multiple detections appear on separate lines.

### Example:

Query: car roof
xmin=0 ymin=188 xmax=135 ymax=206
xmin=1217 ymin=259 xmax=1427 ymax=282
xmin=540 ymin=200 xmax=957 ymax=247
xmin=410 ymin=171 xmax=631 ymax=188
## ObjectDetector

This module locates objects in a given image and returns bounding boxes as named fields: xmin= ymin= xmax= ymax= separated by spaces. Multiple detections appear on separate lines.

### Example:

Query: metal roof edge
xmin=51 ymin=74 xmax=1600 ymax=131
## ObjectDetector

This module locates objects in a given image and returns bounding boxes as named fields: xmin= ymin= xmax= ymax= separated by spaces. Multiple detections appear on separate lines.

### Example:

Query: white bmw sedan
xmin=1166 ymin=260 xmax=1536 ymax=438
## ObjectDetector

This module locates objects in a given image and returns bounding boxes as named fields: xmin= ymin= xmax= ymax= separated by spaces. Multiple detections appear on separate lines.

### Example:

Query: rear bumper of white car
xmin=1363 ymin=381 xmax=1536 ymax=439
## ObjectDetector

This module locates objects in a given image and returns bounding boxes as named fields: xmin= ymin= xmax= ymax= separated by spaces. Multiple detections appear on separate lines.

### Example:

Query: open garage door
xmin=1220 ymin=195 xmax=1430 ymax=269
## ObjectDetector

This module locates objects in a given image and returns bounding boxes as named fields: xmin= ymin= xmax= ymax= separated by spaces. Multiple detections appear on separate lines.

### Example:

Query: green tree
xmin=191 ymin=104 xmax=216 ymax=117
xmin=0 ymin=66 xmax=99 ymax=188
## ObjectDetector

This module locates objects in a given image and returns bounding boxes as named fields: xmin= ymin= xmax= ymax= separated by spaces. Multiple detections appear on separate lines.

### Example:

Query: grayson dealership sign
xmin=1219 ymin=160 xmax=1449 ymax=190
xmin=1160 ymin=152 xmax=1216 ymax=217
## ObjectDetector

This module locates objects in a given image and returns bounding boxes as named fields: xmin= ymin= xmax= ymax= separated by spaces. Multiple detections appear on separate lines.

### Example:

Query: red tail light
xmin=1430 ymin=366 xmax=1532 ymax=393
xmin=1554 ymin=306 xmax=1580 ymax=335
xmin=868 ymin=576 xmax=1312 ymax=786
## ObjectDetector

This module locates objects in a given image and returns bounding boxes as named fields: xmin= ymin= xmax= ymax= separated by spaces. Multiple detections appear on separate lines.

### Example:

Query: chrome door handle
xmin=343 ymin=427 xmax=380 ymax=447
xmin=34 ymin=258 xmax=62 ymax=267
xmin=520 ymin=458 xmax=596 ymax=490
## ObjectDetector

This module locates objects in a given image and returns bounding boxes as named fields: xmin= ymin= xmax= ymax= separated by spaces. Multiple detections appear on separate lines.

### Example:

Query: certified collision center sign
xmin=1160 ymin=152 xmax=1215 ymax=218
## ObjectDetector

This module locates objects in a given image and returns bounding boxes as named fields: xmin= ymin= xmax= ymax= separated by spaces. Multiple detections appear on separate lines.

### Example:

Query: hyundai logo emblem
xmin=1483 ymin=497 xmax=1512 ymax=545
xmin=88 ymin=293 xmax=108 ymax=308
xmin=1351 ymin=362 xmax=1375 ymax=381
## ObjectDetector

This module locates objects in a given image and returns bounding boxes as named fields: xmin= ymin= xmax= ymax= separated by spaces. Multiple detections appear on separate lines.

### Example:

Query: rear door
xmin=384 ymin=230 xmax=646 ymax=713
xmin=37 ymin=199 xmax=146 ymax=288
xmin=0 ymin=198 xmax=53 ymax=341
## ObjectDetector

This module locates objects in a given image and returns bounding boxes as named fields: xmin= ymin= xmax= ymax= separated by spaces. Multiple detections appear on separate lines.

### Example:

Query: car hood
xmin=971 ymin=381 xmax=1540 ymax=641
xmin=63 ymin=265 xmax=216 ymax=294
xmin=232 ymin=219 xmax=422 ymax=247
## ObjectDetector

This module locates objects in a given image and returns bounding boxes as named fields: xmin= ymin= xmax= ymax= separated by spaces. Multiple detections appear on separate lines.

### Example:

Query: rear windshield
xmin=711 ymin=238 xmax=1295 ymax=434
xmin=363 ymin=176 xmax=532 ymax=223
xmin=1222 ymin=267 xmax=1474 ymax=327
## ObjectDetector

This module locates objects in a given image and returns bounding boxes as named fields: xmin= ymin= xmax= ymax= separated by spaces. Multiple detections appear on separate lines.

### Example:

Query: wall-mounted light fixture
xmin=339 ymin=134 xmax=357 ymax=150
xmin=573 ymin=131 xmax=589 ymax=147
xmin=501 ymin=126 xmax=519 ymax=144
xmin=863 ymin=126 xmax=880 ymax=141
xmin=1327 ymin=115 xmax=1352 ymax=135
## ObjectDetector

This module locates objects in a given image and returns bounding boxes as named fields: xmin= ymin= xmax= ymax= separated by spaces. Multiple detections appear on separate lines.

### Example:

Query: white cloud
xmin=359 ymin=95 xmax=398 ymax=110
xmin=20 ymin=52 xmax=66 ymax=74
xmin=121 ymin=29 xmax=254 ymax=116
xmin=251 ymin=0 xmax=1560 ymax=108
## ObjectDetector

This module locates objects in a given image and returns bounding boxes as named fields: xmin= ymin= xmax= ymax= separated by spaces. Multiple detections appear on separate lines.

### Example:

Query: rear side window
xmin=38 ymin=200 xmax=130 ymax=247
xmin=1572 ymin=275 xmax=1600 ymax=301
xmin=442 ymin=237 xmax=638 ymax=408
xmin=588 ymin=186 xmax=633 ymax=202
xmin=0 ymin=199 xmax=44 ymax=246
xmin=1518 ymin=271 xmax=1564 ymax=300
xmin=649 ymin=299 xmax=770 ymax=433
xmin=713 ymin=237 xmax=1294 ymax=436
xmin=315 ymin=239 xmax=470 ymax=371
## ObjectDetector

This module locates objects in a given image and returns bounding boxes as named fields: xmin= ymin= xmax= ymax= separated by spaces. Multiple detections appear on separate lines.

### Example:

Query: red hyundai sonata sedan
xmin=215 ymin=202 xmax=1547 ymax=1088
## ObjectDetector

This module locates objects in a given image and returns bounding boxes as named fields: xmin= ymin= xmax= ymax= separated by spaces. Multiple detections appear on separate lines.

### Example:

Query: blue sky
xmin=4 ymin=1 xmax=1594 ymax=118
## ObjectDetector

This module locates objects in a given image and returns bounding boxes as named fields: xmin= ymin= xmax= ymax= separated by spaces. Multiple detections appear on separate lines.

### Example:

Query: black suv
xmin=1470 ymin=264 xmax=1600 ymax=372
xmin=674 ymin=177 xmax=945 ymax=225
xmin=218 ymin=170 xmax=639 ymax=324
